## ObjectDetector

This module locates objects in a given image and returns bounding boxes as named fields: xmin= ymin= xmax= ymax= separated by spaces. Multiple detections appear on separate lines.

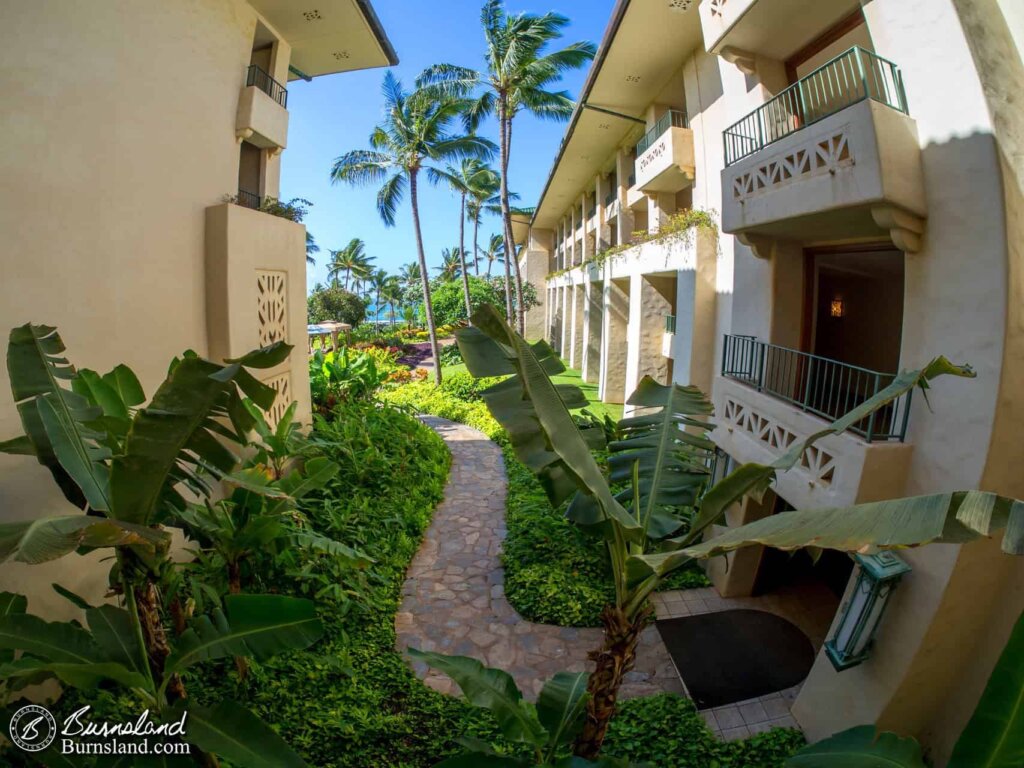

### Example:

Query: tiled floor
xmin=651 ymin=581 xmax=839 ymax=741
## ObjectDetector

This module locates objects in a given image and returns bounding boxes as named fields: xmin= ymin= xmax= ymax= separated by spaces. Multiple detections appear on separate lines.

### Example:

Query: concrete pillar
xmin=601 ymin=277 xmax=630 ymax=405
xmin=596 ymin=174 xmax=611 ymax=252
xmin=583 ymin=278 xmax=603 ymax=384
xmin=630 ymin=275 xmax=673 ymax=404
xmin=705 ymin=490 xmax=772 ymax=597
xmin=579 ymin=193 xmax=589 ymax=265
xmin=570 ymin=208 xmax=577 ymax=266
xmin=647 ymin=192 xmax=677 ymax=234
xmin=615 ymin=149 xmax=636 ymax=245
xmin=573 ymin=283 xmax=585 ymax=369
xmin=559 ymin=285 xmax=570 ymax=357
xmin=670 ymin=229 xmax=719 ymax=394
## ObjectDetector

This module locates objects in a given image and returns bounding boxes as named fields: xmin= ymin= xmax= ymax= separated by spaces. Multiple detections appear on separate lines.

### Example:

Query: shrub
xmin=603 ymin=694 xmax=804 ymax=767
xmin=422 ymin=276 xmax=503 ymax=326
xmin=310 ymin=348 xmax=390 ymax=415
xmin=438 ymin=342 xmax=464 ymax=367
xmin=378 ymin=380 xmax=505 ymax=442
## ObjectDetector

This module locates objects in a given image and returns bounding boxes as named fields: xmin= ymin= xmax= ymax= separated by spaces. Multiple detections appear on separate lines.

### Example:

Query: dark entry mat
xmin=655 ymin=609 xmax=814 ymax=708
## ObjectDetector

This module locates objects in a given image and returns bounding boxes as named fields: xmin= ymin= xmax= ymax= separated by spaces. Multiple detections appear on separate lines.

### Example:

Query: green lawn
xmin=441 ymin=362 xmax=623 ymax=422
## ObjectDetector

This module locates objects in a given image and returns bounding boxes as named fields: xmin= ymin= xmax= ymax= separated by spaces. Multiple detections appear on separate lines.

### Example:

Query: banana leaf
xmin=4 ymin=325 xmax=109 ymax=510
xmin=785 ymin=726 xmax=927 ymax=767
xmin=408 ymin=649 xmax=547 ymax=746
xmin=457 ymin=306 xmax=639 ymax=542
xmin=536 ymin=671 xmax=590 ymax=749
xmin=163 ymin=594 xmax=323 ymax=678
xmin=948 ymin=607 xmax=1024 ymax=767
xmin=109 ymin=343 xmax=291 ymax=526
xmin=0 ymin=515 xmax=169 ymax=565
xmin=167 ymin=700 xmax=307 ymax=768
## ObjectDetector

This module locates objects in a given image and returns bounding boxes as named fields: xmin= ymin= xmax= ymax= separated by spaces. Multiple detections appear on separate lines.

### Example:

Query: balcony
xmin=720 ymin=48 xmax=926 ymax=253
xmin=236 ymin=65 xmax=289 ymax=150
xmin=635 ymin=111 xmax=695 ymax=194
xmin=711 ymin=334 xmax=913 ymax=509
xmin=699 ymin=0 xmax=862 ymax=67
xmin=235 ymin=188 xmax=262 ymax=211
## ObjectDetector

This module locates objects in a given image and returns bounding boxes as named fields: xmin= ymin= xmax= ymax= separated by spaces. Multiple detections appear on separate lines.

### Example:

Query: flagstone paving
xmin=396 ymin=417 xmax=684 ymax=701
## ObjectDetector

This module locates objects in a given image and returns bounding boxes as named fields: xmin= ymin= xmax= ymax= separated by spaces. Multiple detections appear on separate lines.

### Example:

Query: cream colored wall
xmin=0 ymin=0 xmax=303 ymax=614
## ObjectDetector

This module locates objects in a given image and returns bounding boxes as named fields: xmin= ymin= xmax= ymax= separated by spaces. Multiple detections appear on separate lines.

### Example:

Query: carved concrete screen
xmin=256 ymin=270 xmax=288 ymax=346
xmin=265 ymin=372 xmax=292 ymax=426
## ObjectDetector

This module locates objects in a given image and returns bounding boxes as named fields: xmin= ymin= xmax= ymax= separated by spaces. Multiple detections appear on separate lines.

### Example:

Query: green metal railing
xmin=246 ymin=64 xmax=288 ymax=108
xmin=664 ymin=315 xmax=677 ymax=334
xmin=723 ymin=47 xmax=907 ymax=167
xmin=636 ymin=110 xmax=688 ymax=156
xmin=721 ymin=334 xmax=911 ymax=442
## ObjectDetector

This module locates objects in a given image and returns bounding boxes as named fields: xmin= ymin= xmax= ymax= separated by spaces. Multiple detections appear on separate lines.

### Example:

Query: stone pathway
xmin=396 ymin=417 xmax=684 ymax=700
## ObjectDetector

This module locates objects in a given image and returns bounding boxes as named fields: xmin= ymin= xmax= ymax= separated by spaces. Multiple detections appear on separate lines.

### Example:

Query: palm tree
xmin=326 ymin=238 xmax=368 ymax=291
xmin=349 ymin=252 xmax=376 ymax=295
xmin=305 ymin=232 xmax=320 ymax=266
xmin=330 ymin=72 xmax=495 ymax=385
xmin=381 ymin=276 xmax=403 ymax=328
xmin=419 ymin=0 xmax=595 ymax=333
xmin=442 ymin=159 xmax=498 ymax=317
xmin=436 ymin=247 xmax=464 ymax=281
xmin=482 ymin=233 xmax=505 ymax=277
xmin=465 ymin=169 xmax=499 ymax=275
xmin=367 ymin=268 xmax=390 ymax=330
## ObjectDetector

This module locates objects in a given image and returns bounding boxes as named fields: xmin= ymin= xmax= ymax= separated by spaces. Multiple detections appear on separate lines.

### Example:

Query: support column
xmin=559 ymin=285 xmax=570 ymax=357
xmin=567 ymin=285 xmax=578 ymax=366
xmin=522 ymin=228 xmax=552 ymax=341
xmin=596 ymin=174 xmax=611 ymax=252
xmin=647 ymin=192 xmax=677 ymax=234
xmin=573 ymin=283 xmax=585 ymax=369
xmin=600 ymin=277 xmax=630 ymax=405
xmin=580 ymin=192 xmax=590 ymax=265
xmin=625 ymin=275 xmax=672 ymax=415
xmin=570 ymin=208 xmax=577 ymax=266
xmin=615 ymin=149 xmax=636 ymax=245
xmin=583 ymin=277 xmax=603 ymax=384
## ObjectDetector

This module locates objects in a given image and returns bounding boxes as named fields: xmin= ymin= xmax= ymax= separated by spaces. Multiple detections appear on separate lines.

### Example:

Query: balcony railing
xmin=236 ymin=188 xmax=262 ymax=210
xmin=723 ymin=47 xmax=907 ymax=166
xmin=246 ymin=64 xmax=288 ymax=108
xmin=664 ymin=315 xmax=677 ymax=333
xmin=721 ymin=334 xmax=911 ymax=442
xmin=588 ymin=206 xmax=596 ymax=219
xmin=636 ymin=110 xmax=689 ymax=156
xmin=628 ymin=172 xmax=636 ymax=187
xmin=604 ymin=191 xmax=616 ymax=206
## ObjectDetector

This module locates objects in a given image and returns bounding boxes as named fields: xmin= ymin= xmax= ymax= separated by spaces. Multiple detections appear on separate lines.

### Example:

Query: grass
xmin=441 ymin=362 xmax=624 ymax=423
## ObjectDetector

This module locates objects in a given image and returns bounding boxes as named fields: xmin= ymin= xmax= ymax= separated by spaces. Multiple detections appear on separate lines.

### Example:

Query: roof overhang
xmin=249 ymin=0 xmax=398 ymax=80
xmin=532 ymin=0 xmax=703 ymax=230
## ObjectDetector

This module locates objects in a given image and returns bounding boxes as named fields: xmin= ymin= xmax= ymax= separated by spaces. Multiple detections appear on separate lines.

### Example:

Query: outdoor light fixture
xmin=830 ymin=297 xmax=845 ymax=318
xmin=825 ymin=552 xmax=911 ymax=671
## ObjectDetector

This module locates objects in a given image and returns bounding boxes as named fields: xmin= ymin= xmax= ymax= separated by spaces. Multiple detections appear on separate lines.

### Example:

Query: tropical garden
xmin=1 ymin=2 xmax=1022 ymax=768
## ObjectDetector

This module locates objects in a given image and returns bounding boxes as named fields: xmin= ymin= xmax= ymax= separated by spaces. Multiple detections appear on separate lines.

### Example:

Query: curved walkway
xmin=396 ymin=417 xmax=684 ymax=700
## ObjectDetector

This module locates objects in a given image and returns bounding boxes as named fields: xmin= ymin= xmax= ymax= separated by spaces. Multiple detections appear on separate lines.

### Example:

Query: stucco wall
xmin=0 ymin=0 xmax=296 ymax=613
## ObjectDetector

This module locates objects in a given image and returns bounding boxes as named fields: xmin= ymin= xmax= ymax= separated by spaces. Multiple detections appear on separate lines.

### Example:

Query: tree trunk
xmin=410 ymin=169 xmax=443 ymax=385
xmin=573 ymin=605 xmax=653 ymax=759
xmin=498 ymin=103 xmax=515 ymax=325
xmin=134 ymin=581 xmax=188 ymax=703
xmin=227 ymin=561 xmax=249 ymax=679
xmin=458 ymin=193 xmax=472 ymax=321
xmin=472 ymin=210 xmax=481 ymax=276
xmin=505 ymin=116 xmax=526 ymax=336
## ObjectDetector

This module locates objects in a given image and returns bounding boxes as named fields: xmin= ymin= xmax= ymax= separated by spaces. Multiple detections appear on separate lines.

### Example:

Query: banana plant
xmin=0 ymin=324 xmax=326 ymax=765
xmin=409 ymin=650 xmax=635 ymax=767
xmin=243 ymin=398 xmax=312 ymax=480
xmin=455 ymin=304 xmax=988 ymax=758
xmin=0 ymin=588 xmax=320 ymax=767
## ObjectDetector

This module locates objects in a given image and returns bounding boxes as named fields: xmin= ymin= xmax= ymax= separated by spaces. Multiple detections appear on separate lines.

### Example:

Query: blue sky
xmin=281 ymin=0 xmax=615 ymax=291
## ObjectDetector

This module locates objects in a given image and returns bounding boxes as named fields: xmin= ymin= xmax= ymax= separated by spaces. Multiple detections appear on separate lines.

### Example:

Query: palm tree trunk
xmin=498 ymin=102 xmax=515 ymax=325
xmin=472 ymin=210 xmax=481 ymax=276
xmin=573 ymin=605 xmax=653 ymax=759
xmin=458 ymin=193 xmax=472 ymax=321
xmin=505 ymin=116 xmax=526 ymax=336
xmin=410 ymin=169 xmax=442 ymax=386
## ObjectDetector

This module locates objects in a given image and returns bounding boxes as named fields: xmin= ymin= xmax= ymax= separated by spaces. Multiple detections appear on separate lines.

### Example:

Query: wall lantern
xmin=830 ymin=296 xmax=845 ymax=318
xmin=825 ymin=551 xmax=911 ymax=671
